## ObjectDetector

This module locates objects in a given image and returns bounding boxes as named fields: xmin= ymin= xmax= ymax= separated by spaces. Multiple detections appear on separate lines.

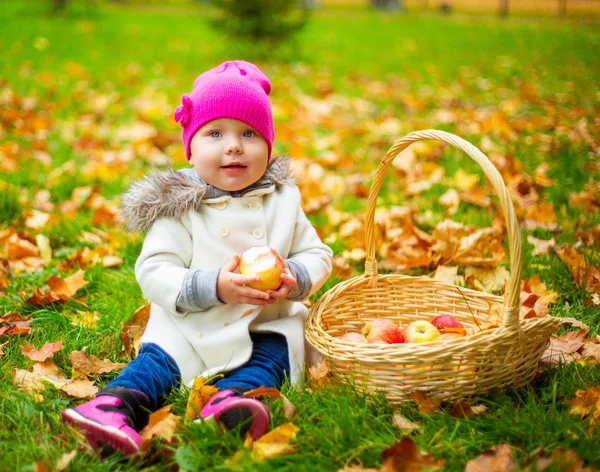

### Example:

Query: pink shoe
xmin=199 ymin=389 xmax=270 ymax=440
xmin=62 ymin=394 xmax=143 ymax=457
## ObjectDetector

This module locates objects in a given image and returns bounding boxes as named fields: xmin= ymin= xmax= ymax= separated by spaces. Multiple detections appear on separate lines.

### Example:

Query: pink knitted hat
xmin=173 ymin=60 xmax=274 ymax=161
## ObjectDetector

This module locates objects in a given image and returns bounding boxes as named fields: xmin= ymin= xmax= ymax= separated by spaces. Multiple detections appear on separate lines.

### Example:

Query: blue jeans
xmin=106 ymin=332 xmax=290 ymax=410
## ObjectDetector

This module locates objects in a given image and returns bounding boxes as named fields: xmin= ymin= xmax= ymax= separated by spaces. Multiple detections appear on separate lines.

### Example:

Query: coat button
xmin=216 ymin=201 xmax=227 ymax=210
xmin=219 ymin=225 xmax=229 ymax=237
xmin=248 ymin=200 xmax=260 ymax=210
xmin=252 ymin=228 xmax=263 ymax=239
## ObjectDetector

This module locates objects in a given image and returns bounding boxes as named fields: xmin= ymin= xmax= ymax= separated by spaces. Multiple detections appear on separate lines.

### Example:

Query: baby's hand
xmin=217 ymin=255 xmax=271 ymax=306
xmin=266 ymin=254 xmax=297 ymax=304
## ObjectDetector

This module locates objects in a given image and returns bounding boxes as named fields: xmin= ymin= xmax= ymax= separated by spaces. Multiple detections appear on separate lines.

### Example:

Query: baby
xmin=62 ymin=60 xmax=333 ymax=456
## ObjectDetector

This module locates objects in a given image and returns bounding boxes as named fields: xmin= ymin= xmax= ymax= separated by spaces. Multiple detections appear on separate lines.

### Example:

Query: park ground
xmin=0 ymin=1 xmax=599 ymax=471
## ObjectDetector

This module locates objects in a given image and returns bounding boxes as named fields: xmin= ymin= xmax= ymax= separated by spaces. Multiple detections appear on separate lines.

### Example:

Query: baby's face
xmin=189 ymin=118 xmax=269 ymax=192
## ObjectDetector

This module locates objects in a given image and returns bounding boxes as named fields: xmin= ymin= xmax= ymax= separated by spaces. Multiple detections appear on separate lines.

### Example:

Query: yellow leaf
xmin=140 ymin=405 xmax=179 ymax=451
xmin=185 ymin=377 xmax=218 ymax=422
xmin=250 ymin=423 xmax=300 ymax=462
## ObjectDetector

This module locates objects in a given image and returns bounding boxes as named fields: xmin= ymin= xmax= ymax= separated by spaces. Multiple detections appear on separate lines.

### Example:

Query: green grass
xmin=1 ymin=1 xmax=599 ymax=471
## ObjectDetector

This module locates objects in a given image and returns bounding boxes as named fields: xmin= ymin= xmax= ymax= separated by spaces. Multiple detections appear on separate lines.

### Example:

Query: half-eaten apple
xmin=239 ymin=246 xmax=284 ymax=292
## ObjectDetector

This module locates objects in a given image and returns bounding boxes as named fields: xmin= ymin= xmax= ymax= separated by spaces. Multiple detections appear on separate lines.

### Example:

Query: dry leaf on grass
xmin=27 ymin=269 xmax=88 ymax=305
xmin=250 ymin=423 xmax=300 ymax=462
xmin=55 ymin=450 xmax=77 ymax=472
xmin=307 ymin=358 xmax=332 ymax=386
xmin=59 ymin=378 xmax=98 ymax=399
xmin=410 ymin=391 xmax=440 ymax=414
xmin=120 ymin=304 xmax=150 ymax=357
xmin=380 ymin=437 xmax=444 ymax=472
xmin=541 ymin=330 xmax=587 ymax=365
xmin=0 ymin=313 xmax=32 ymax=336
xmin=568 ymin=387 xmax=600 ymax=427
xmin=21 ymin=340 xmax=62 ymax=362
xmin=244 ymin=386 xmax=297 ymax=420
xmin=392 ymin=413 xmax=421 ymax=432
xmin=69 ymin=350 xmax=126 ymax=377
xmin=465 ymin=444 xmax=514 ymax=472
xmin=185 ymin=376 xmax=218 ymax=422
xmin=448 ymin=401 xmax=488 ymax=418
xmin=528 ymin=447 xmax=594 ymax=472
xmin=140 ymin=404 xmax=179 ymax=451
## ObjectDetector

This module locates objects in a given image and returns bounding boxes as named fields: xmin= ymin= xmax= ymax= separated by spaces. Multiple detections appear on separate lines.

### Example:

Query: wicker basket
xmin=306 ymin=130 xmax=561 ymax=404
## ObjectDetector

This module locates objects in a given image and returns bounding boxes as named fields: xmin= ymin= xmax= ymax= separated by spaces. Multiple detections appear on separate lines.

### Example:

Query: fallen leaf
xmin=541 ymin=330 xmax=587 ymax=365
xmin=140 ymin=404 xmax=179 ymax=451
xmin=21 ymin=340 xmax=63 ymax=362
xmin=69 ymin=350 xmax=126 ymax=377
xmin=244 ymin=386 xmax=297 ymax=420
xmin=27 ymin=269 xmax=88 ymax=305
xmin=380 ymin=437 xmax=445 ymax=472
xmin=448 ymin=401 xmax=488 ymax=418
xmin=392 ymin=413 xmax=421 ymax=431
xmin=529 ymin=447 xmax=594 ymax=472
xmin=55 ymin=450 xmax=77 ymax=472
xmin=410 ymin=391 xmax=439 ymax=414
xmin=465 ymin=444 xmax=514 ymax=472
xmin=527 ymin=236 xmax=556 ymax=256
xmin=307 ymin=358 xmax=332 ymax=386
xmin=120 ymin=304 xmax=150 ymax=357
xmin=568 ymin=386 xmax=600 ymax=427
xmin=250 ymin=423 xmax=300 ymax=462
xmin=60 ymin=379 xmax=98 ymax=399
xmin=185 ymin=376 xmax=218 ymax=422
xmin=71 ymin=310 xmax=99 ymax=329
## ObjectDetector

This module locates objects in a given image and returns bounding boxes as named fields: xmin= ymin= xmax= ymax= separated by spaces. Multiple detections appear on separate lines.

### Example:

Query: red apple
xmin=430 ymin=314 xmax=467 ymax=336
xmin=362 ymin=319 xmax=404 ymax=344
xmin=403 ymin=320 xmax=440 ymax=343
xmin=239 ymin=246 xmax=284 ymax=291
xmin=340 ymin=332 xmax=367 ymax=343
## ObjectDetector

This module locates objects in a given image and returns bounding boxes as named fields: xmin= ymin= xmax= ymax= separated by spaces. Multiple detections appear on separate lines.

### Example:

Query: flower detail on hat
xmin=173 ymin=94 xmax=192 ymax=127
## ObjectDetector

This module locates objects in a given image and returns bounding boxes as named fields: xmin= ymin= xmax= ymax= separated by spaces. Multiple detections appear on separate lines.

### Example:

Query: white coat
xmin=121 ymin=157 xmax=333 ymax=387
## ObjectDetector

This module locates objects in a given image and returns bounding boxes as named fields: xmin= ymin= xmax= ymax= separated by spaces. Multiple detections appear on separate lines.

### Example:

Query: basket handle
xmin=364 ymin=130 xmax=522 ymax=332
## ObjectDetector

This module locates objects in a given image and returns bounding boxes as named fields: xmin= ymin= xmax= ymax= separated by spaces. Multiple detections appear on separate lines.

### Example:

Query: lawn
xmin=0 ymin=1 xmax=599 ymax=471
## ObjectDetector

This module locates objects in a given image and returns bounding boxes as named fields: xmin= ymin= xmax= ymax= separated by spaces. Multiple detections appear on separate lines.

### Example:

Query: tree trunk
xmin=499 ymin=0 xmax=509 ymax=17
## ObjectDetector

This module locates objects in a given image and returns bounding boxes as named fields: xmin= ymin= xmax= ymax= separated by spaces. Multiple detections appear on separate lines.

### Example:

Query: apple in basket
xmin=340 ymin=332 xmax=367 ymax=343
xmin=239 ymin=246 xmax=284 ymax=291
xmin=403 ymin=320 xmax=440 ymax=343
xmin=431 ymin=314 xmax=467 ymax=336
xmin=362 ymin=319 xmax=404 ymax=344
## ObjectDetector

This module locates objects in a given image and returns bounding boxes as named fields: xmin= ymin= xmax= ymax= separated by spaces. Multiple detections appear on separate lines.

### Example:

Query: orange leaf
xmin=21 ymin=340 xmax=62 ymax=362
xmin=244 ymin=387 xmax=282 ymax=400
xmin=410 ymin=391 xmax=439 ymax=414
xmin=568 ymin=386 xmax=600 ymax=427
xmin=140 ymin=405 xmax=179 ymax=451
xmin=465 ymin=444 xmax=514 ymax=472
xmin=380 ymin=437 xmax=445 ymax=472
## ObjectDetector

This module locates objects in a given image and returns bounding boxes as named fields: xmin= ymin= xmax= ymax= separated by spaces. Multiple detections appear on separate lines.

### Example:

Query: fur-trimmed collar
xmin=121 ymin=156 xmax=294 ymax=232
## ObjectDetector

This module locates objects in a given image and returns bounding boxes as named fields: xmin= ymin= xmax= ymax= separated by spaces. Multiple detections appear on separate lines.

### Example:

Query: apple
xmin=340 ymin=332 xmax=367 ymax=343
xmin=362 ymin=319 xmax=404 ymax=344
xmin=437 ymin=333 xmax=464 ymax=342
xmin=403 ymin=320 xmax=440 ymax=343
xmin=239 ymin=246 xmax=284 ymax=291
xmin=430 ymin=314 xmax=467 ymax=336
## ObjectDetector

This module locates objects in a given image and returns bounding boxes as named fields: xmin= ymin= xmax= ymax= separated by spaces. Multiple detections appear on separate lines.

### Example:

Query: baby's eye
xmin=209 ymin=131 xmax=221 ymax=138
xmin=243 ymin=130 xmax=255 ymax=138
